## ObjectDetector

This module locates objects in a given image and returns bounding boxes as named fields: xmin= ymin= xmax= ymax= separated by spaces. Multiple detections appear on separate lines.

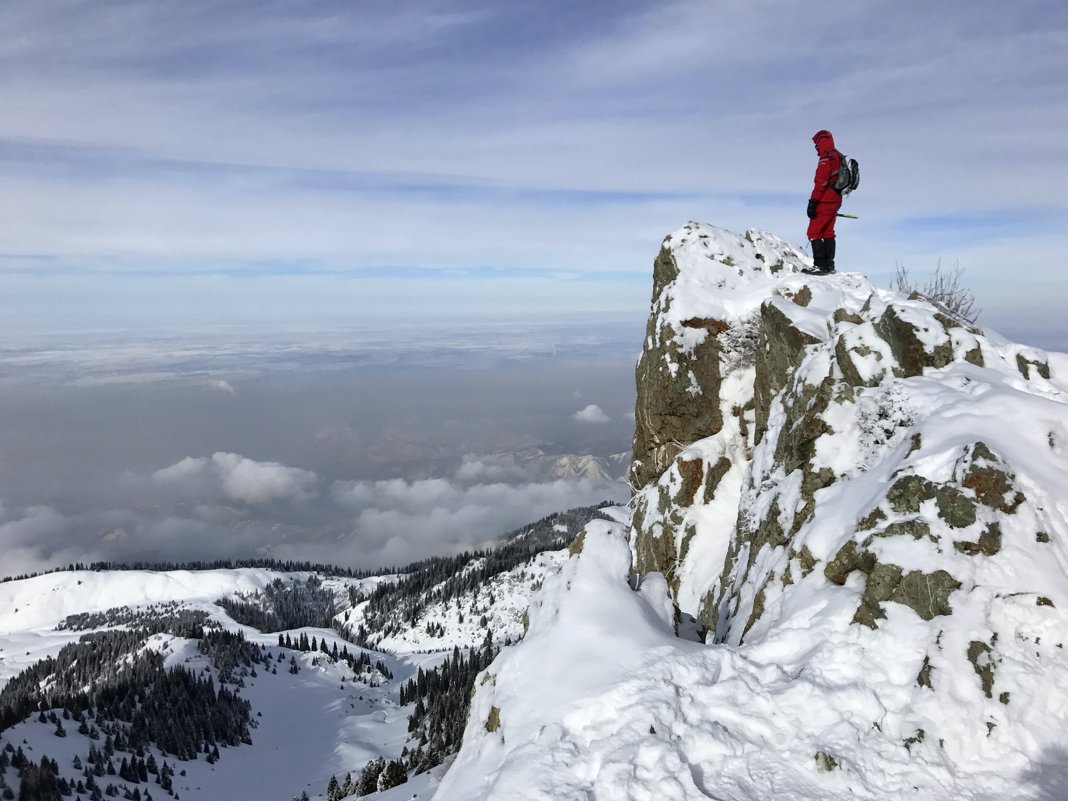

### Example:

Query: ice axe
xmin=836 ymin=213 xmax=859 ymax=219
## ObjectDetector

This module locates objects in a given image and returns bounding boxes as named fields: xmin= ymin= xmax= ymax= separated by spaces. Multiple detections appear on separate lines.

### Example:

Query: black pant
xmin=811 ymin=238 xmax=836 ymax=271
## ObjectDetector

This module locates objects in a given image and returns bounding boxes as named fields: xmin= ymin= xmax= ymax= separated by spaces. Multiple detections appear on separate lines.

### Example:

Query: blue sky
xmin=1 ymin=0 xmax=1067 ymax=340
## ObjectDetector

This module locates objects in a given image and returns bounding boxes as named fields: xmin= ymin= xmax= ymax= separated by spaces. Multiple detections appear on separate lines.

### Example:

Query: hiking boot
xmin=803 ymin=239 xmax=833 ymax=274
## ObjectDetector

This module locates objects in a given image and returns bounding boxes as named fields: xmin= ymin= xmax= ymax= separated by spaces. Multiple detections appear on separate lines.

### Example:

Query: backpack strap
xmin=827 ymin=149 xmax=844 ymax=192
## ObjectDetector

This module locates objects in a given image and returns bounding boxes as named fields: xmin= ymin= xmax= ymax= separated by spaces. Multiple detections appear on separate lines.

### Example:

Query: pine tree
xmin=355 ymin=758 xmax=384 ymax=796
xmin=377 ymin=760 xmax=406 ymax=792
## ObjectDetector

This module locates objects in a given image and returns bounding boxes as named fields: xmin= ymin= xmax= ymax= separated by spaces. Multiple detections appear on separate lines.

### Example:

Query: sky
xmin=1 ymin=0 xmax=1066 ymax=338
xmin=1 ymin=1 xmax=1067 ymax=576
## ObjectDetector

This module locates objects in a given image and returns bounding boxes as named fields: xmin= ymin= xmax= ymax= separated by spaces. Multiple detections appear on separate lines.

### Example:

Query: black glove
xmin=806 ymin=199 xmax=818 ymax=219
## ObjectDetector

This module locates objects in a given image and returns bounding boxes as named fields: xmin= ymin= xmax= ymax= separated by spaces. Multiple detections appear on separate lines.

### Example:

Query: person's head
xmin=812 ymin=129 xmax=835 ymax=155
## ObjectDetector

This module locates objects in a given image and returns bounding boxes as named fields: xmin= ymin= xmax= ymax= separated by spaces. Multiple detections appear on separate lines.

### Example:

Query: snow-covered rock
xmin=439 ymin=223 xmax=1068 ymax=801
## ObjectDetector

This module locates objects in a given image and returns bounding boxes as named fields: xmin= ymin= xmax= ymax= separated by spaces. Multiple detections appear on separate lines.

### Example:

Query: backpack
xmin=832 ymin=150 xmax=860 ymax=195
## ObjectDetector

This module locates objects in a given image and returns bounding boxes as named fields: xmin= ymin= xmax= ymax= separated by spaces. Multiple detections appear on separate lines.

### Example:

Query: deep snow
xmin=435 ymin=224 xmax=1068 ymax=801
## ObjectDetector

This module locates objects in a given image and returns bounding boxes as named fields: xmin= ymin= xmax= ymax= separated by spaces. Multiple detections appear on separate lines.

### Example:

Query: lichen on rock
xmin=753 ymin=301 xmax=822 ymax=444
xmin=874 ymin=304 xmax=954 ymax=377
xmin=630 ymin=245 xmax=729 ymax=489
xmin=886 ymin=474 xmax=938 ymax=514
xmin=814 ymin=752 xmax=838 ymax=772
xmin=1016 ymin=352 xmax=1051 ymax=380
xmin=960 ymin=442 xmax=1025 ymax=513
xmin=954 ymin=522 xmax=1002 ymax=556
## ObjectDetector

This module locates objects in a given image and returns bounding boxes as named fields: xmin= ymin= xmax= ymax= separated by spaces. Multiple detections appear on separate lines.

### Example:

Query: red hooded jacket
xmin=810 ymin=130 xmax=843 ymax=203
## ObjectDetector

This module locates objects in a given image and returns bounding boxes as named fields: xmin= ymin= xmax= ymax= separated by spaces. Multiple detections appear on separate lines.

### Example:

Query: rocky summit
xmin=439 ymin=223 xmax=1068 ymax=801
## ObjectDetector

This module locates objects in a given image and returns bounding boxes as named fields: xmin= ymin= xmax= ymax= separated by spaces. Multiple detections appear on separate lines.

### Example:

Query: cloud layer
xmin=0 ymin=331 xmax=636 ymax=578
xmin=328 ymin=474 xmax=619 ymax=566
xmin=0 ymin=454 xmax=625 ymax=579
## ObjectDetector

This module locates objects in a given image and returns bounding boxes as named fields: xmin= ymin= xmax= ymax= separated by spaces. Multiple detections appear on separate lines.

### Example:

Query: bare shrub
xmin=892 ymin=260 xmax=981 ymax=323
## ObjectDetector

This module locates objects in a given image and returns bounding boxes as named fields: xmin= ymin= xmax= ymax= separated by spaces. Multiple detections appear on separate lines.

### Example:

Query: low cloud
xmin=328 ymin=473 xmax=625 ymax=567
xmin=0 ymin=505 xmax=87 ymax=578
xmin=454 ymin=455 xmax=531 ymax=485
xmin=153 ymin=452 xmax=318 ymax=504
xmin=573 ymin=404 xmax=610 ymax=424
xmin=209 ymin=380 xmax=236 ymax=396
xmin=0 ymin=334 xmax=637 ymax=578
xmin=0 ymin=456 xmax=628 ymax=578
xmin=0 ymin=505 xmax=68 ymax=549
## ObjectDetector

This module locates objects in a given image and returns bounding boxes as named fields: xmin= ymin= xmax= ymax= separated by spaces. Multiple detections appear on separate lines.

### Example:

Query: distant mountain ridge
xmin=455 ymin=447 xmax=629 ymax=483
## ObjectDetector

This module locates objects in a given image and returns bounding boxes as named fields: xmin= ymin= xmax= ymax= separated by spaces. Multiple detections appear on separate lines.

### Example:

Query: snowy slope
xmin=349 ymin=550 xmax=566 ymax=653
xmin=0 ymin=568 xmax=429 ymax=801
xmin=0 ymin=524 xmax=581 ymax=800
xmin=437 ymin=224 xmax=1068 ymax=801
xmin=0 ymin=568 xmax=388 ymax=685
xmin=338 ymin=506 xmax=599 ymax=655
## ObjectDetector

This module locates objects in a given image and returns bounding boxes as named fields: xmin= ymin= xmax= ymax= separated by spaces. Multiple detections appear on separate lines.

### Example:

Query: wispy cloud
xmin=0 ymin=1 xmax=1066 ymax=329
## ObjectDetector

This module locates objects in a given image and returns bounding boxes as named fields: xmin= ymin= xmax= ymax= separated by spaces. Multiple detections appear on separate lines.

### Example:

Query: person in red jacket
xmin=805 ymin=129 xmax=843 ymax=274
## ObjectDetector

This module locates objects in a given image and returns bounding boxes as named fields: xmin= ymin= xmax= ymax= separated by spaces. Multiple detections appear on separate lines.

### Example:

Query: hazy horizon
xmin=0 ymin=321 xmax=639 ymax=579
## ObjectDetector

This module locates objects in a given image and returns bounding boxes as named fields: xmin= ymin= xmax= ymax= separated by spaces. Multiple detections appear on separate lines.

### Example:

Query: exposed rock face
xmin=624 ymin=223 xmax=1068 ymax=776
xmin=631 ymin=246 xmax=720 ymax=489
xmin=628 ymin=223 xmax=1065 ymax=645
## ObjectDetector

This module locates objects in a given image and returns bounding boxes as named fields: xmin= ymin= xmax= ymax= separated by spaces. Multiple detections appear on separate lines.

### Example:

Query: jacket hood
xmin=812 ymin=129 xmax=835 ymax=156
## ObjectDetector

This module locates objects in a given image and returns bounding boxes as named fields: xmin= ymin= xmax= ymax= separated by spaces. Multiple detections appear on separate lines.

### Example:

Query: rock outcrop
xmin=629 ymin=224 xmax=1064 ymax=650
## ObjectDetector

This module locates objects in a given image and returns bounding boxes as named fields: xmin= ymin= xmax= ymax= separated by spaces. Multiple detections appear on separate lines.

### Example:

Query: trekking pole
xmin=836 ymin=213 xmax=859 ymax=219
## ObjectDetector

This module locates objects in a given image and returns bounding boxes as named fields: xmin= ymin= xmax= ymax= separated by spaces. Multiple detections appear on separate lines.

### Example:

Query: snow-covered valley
xmin=0 ymin=507 xmax=601 ymax=800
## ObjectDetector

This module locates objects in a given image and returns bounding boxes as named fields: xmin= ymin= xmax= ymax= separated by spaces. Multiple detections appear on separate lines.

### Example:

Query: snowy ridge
xmin=0 ymin=568 xmax=315 ymax=684
xmin=438 ymin=223 xmax=1068 ymax=801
